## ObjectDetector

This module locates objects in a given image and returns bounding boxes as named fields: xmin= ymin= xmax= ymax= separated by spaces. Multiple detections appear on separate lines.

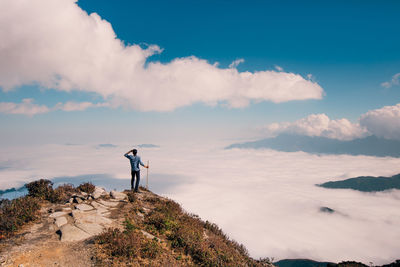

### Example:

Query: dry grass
xmin=94 ymin=193 xmax=265 ymax=266
xmin=0 ymin=196 xmax=41 ymax=240
xmin=77 ymin=182 xmax=95 ymax=194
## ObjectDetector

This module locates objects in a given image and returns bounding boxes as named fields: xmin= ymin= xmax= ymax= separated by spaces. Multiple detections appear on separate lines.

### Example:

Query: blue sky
xmin=1 ymin=0 xmax=400 ymax=145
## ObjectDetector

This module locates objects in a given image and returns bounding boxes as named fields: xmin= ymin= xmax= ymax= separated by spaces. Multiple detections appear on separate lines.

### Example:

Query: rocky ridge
xmin=0 ymin=186 xmax=130 ymax=266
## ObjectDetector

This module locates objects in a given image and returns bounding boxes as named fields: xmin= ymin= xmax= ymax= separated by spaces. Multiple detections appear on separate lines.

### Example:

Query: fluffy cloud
xmin=381 ymin=73 xmax=400 ymax=88
xmin=228 ymin=58 xmax=244 ymax=69
xmin=0 ymin=98 xmax=49 ymax=116
xmin=263 ymin=113 xmax=368 ymax=140
xmin=262 ymin=103 xmax=400 ymax=141
xmin=360 ymin=103 xmax=400 ymax=140
xmin=0 ymin=0 xmax=324 ymax=112
xmin=0 ymin=98 xmax=106 ymax=116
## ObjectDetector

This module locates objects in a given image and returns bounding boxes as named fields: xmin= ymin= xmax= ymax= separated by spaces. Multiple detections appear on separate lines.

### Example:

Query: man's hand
xmin=145 ymin=165 xmax=149 ymax=168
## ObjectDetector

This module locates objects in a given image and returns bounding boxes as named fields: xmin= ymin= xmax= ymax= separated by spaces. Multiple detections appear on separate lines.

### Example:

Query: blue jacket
xmin=124 ymin=154 xmax=145 ymax=171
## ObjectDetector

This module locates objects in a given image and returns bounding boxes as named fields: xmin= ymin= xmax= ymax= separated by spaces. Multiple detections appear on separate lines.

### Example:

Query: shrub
xmin=50 ymin=183 xmax=78 ymax=203
xmin=77 ymin=182 xmax=95 ymax=194
xmin=126 ymin=191 xmax=136 ymax=202
xmin=94 ymin=228 xmax=162 ymax=261
xmin=141 ymin=239 xmax=161 ymax=259
xmin=25 ymin=179 xmax=53 ymax=199
xmin=0 ymin=196 xmax=41 ymax=239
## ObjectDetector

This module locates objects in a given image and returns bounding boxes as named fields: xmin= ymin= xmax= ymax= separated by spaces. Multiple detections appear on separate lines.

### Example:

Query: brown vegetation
xmin=0 ymin=180 xmax=94 ymax=240
xmin=77 ymin=182 xmax=95 ymax=194
xmin=94 ymin=192 xmax=267 ymax=266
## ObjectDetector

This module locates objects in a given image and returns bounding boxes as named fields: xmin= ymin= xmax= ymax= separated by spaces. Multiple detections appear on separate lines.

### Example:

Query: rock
xmin=68 ymin=198 xmax=73 ymax=204
xmin=73 ymin=197 xmax=83 ymax=204
xmin=98 ymin=199 xmax=119 ymax=207
xmin=141 ymin=230 xmax=156 ymax=240
xmin=91 ymin=202 xmax=109 ymax=214
xmin=60 ymin=224 xmax=91 ymax=242
xmin=75 ymin=203 xmax=94 ymax=211
xmin=110 ymin=190 xmax=127 ymax=200
xmin=72 ymin=210 xmax=112 ymax=225
xmin=49 ymin=211 xmax=68 ymax=218
xmin=62 ymin=207 xmax=72 ymax=212
xmin=92 ymin=186 xmax=107 ymax=199
xmin=54 ymin=216 xmax=68 ymax=228
xmin=81 ymin=191 xmax=87 ymax=196
xmin=76 ymin=223 xmax=104 ymax=235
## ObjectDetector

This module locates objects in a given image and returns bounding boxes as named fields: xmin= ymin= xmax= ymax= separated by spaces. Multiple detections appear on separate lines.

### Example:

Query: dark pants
xmin=131 ymin=170 xmax=140 ymax=191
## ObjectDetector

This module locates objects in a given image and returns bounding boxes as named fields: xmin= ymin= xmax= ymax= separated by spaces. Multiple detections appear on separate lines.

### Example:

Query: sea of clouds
xmin=1 ymin=142 xmax=400 ymax=265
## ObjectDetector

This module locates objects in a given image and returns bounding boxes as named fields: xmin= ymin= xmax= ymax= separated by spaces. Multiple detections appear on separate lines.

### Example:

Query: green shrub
xmin=0 ymin=196 xmax=41 ymax=239
xmin=77 ymin=182 xmax=95 ymax=194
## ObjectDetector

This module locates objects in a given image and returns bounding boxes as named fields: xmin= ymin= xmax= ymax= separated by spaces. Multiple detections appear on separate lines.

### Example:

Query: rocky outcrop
xmin=46 ymin=186 xmax=124 ymax=242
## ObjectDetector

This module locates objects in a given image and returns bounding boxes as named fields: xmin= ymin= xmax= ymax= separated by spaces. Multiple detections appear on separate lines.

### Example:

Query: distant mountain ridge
xmin=226 ymin=134 xmax=400 ymax=157
xmin=318 ymin=173 xmax=400 ymax=192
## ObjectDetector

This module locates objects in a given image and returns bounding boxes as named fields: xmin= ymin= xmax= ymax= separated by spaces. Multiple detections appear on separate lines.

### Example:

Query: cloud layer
xmin=0 ymin=0 xmax=323 ymax=112
xmin=262 ymin=103 xmax=400 ymax=141
xmin=1 ymin=143 xmax=400 ymax=264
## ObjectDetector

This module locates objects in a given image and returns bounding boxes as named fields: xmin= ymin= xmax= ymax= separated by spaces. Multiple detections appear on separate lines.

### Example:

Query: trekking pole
xmin=146 ymin=160 xmax=149 ymax=190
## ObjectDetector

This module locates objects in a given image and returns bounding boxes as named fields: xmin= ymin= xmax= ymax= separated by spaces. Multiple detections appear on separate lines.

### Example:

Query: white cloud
xmin=0 ymin=99 xmax=107 ymax=116
xmin=1 ymin=143 xmax=400 ymax=264
xmin=262 ymin=103 xmax=400 ymax=141
xmin=228 ymin=58 xmax=244 ymax=69
xmin=55 ymin=101 xmax=109 ymax=111
xmin=0 ymin=98 xmax=49 ymax=116
xmin=275 ymin=65 xmax=284 ymax=72
xmin=0 ymin=0 xmax=324 ymax=112
xmin=381 ymin=73 xmax=400 ymax=88
xmin=360 ymin=103 xmax=400 ymax=140
xmin=262 ymin=113 xmax=368 ymax=140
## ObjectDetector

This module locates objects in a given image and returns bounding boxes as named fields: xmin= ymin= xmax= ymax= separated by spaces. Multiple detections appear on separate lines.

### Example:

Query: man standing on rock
xmin=124 ymin=149 xmax=148 ymax=192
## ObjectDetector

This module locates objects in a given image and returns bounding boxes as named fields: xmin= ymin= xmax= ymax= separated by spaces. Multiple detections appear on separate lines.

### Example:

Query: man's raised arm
xmin=124 ymin=150 xmax=132 ymax=157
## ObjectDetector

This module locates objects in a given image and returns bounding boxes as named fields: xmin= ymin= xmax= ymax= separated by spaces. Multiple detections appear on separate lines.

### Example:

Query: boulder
xmin=98 ymin=199 xmax=119 ymax=207
xmin=54 ymin=216 xmax=68 ymax=228
xmin=60 ymin=224 xmax=91 ymax=242
xmin=91 ymin=201 xmax=109 ymax=214
xmin=49 ymin=211 xmax=68 ymax=218
xmin=75 ymin=203 xmax=94 ymax=211
xmin=141 ymin=230 xmax=156 ymax=240
xmin=110 ymin=190 xmax=127 ymax=200
xmin=72 ymin=210 xmax=112 ymax=225
xmin=92 ymin=186 xmax=107 ymax=199
xmin=73 ymin=197 xmax=83 ymax=204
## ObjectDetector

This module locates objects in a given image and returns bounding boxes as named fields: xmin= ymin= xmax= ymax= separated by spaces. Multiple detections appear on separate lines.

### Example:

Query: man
xmin=124 ymin=149 xmax=148 ymax=192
